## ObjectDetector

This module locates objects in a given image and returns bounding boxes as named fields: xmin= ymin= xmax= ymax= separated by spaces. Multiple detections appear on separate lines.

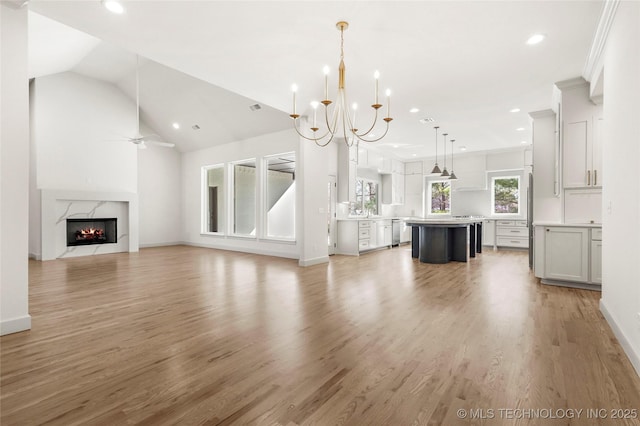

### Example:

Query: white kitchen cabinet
xmin=338 ymin=143 xmax=357 ymax=203
xmin=496 ymin=220 xmax=528 ymax=249
xmin=543 ymin=226 xmax=589 ymax=282
xmin=558 ymin=78 xmax=603 ymax=189
xmin=482 ymin=220 xmax=495 ymax=247
xmin=376 ymin=220 xmax=392 ymax=247
xmin=381 ymin=173 xmax=405 ymax=205
xmin=590 ymin=229 xmax=602 ymax=284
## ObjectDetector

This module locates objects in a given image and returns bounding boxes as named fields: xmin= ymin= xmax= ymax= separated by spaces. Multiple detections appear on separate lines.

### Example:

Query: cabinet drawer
xmin=359 ymin=228 xmax=370 ymax=239
xmin=513 ymin=220 xmax=528 ymax=227
xmin=591 ymin=228 xmax=602 ymax=241
xmin=496 ymin=236 xmax=529 ymax=248
xmin=359 ymin=239 xmax=370 ymax=250
xmin=496 ymin=227 xmax=528 ymax=237
xmin=496 ymin=220 xmax=515 ymax=226
xmin=359 ymin=221 xmax=371 ymax=229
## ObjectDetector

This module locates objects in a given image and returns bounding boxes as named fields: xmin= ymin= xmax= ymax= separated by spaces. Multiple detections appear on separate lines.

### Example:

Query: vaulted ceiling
xmin=27 ymin=1 xmax=603 ymax=158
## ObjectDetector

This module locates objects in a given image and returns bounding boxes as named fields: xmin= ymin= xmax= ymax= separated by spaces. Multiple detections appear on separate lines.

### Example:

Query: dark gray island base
xmin=407 ymin=219 xmax=483 ymax=264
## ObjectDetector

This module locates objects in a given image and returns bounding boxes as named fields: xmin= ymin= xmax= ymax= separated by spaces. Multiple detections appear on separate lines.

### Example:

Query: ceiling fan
xmin=115 ymin=55 xmax=175 ymax=150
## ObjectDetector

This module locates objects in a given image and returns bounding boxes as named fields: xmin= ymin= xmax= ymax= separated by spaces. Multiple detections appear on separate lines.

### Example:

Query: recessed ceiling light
xmin=510 ymin=108 xmax=521 ymax=113
xmin=412 ymin=154 xmax=417 ymax=157
xmin=172 ymin=123 xmax=180 ymax=129
xmin=459 ymin=146 xmax=467 ymax=151
xmin=516 ymin=127 xmax=525 ymax=131
xmin=521 ymin=140 xmax=528 ymax=144
xmin=392 ymin=144 xmax=399 ymax=148
xmin=409 ymin=108 xmax=420 ymax=113
xmin=103 ymin=1 xmax=125 ymax=14
xmin=526 ymin=34 xmax=545 ymax=45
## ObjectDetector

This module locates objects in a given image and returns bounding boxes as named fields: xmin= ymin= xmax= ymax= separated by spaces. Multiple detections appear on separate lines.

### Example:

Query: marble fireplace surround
xmin=41 ymin=190 xmax=139 ymax=261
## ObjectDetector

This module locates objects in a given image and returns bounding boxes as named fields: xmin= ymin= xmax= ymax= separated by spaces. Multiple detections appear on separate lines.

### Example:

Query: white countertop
xmin=533 ymin=222 xmax=602 ymax=228
xmin=337 ymin=216 xmax=416 ymax=221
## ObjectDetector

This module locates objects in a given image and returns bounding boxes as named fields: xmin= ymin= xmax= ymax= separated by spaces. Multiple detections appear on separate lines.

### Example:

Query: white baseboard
xmin=600 ymin=299 xmax=640 ymax=377
xmin=182 ymin=241 xmax=299 ymax=261
xmin=0 ymin=315 xmax=32 ymax=336
xmin=28 ymin=252 xmax=42 ymax=260
xmin=139 ymin=241 xmax=182 ymax=249
xmin=298 ymin=256 xmax=329 ymax=267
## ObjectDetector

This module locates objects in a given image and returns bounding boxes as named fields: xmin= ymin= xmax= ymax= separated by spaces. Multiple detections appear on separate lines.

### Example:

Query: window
xmin=203 ymin=165 xmax=224 ymax=233
xmin=428 ymin=180 xmax=451 ymax=215
xmin=350 ymin=179 xmax=378 ymax=216
xmin=231 ymin=159 xmax=257 ymax=236
xmin=492 ymin=176 xmax=520 ymax=214
xmin=265 ymin=153 xmax=296 ymax=240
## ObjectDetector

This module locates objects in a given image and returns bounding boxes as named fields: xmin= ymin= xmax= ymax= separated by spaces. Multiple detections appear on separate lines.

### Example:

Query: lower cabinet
xmin=482 ymin=220 xmax=495 ymax=247
xmin=544 ymin=227 xmax=589 ymax=282
xmin=535 ymin=225 xmax=601 ymax=288
xmin=496 ymin=220 xmax=529 ymax=248
xmin=337 ymin=219 xmax=392 ymax=255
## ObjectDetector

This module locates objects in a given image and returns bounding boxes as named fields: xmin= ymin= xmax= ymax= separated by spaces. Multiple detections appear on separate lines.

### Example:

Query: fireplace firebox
xmin=66 ymin=218 xmax=117 ymax=246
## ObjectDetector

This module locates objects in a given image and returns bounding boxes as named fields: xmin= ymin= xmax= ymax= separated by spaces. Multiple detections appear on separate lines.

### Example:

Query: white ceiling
xmin=27 ymin=1 xmax=604 ymax=159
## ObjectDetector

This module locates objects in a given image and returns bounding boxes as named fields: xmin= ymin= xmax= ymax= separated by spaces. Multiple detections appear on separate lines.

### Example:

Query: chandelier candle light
xmin=290 ymin=21 xmax=393 ymax=147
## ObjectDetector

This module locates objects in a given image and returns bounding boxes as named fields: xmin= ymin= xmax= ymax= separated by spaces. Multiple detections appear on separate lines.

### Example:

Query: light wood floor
xmin=2 ymin=245 xmax=639 ymax=425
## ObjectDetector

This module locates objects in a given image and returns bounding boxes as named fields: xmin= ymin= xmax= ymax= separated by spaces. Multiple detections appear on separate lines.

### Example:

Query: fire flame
xmin=76 ymin=227 xmax=105 ymax=240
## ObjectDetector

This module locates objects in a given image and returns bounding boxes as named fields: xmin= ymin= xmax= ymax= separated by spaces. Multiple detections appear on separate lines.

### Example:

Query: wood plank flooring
xmin=1 ymin=245 xmax=639 ymax=425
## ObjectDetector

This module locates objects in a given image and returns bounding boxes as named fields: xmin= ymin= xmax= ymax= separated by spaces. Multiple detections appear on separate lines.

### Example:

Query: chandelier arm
xmin=292 ymin=118 xmax=333 ymax=144
xmin=354 ymin=107 xmax=380 ymax=137
xmin=353 ymin=121 xmax=391 ymax=143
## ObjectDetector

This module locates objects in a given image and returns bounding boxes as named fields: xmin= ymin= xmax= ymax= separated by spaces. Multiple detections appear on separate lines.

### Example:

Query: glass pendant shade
xmin=441 ymin=133 xmax=450 ymax=177
xmin=431 ymin=126 xmax=441 ymax=174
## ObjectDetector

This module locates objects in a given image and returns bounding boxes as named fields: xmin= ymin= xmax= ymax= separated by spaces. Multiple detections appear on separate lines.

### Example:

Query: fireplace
xmin=66 ymin=218 xmax=117 ymax=247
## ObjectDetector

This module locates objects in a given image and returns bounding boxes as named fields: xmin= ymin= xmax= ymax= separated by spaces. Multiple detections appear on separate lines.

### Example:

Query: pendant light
xmin=441 ymin=133 xmax=450 ymax=177
xmin=449 ymin=139 xmax=458 ymax=180
xmin=430 ymin=126 xmax=441 ymax=174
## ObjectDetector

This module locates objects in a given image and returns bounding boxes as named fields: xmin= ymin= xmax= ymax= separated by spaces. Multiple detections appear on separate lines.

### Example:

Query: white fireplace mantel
xmin=41 ymin=189 xmax=139 ymax=261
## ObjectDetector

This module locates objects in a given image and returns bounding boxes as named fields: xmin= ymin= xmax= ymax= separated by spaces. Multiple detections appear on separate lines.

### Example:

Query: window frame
xmin=263 ymin=152 xmax=297 ymax=242
xmin=426 ymin=179 xmax=452 ymax=216
xmin=350 ymin=178 xmax=379 ymax=216
xmin=491 ymin=175 xmax=521 ymax=216
xmin=201 ymin=164 xmax=225 ymax=235
xmin=229 ymin=158 xmax=258 ymax=238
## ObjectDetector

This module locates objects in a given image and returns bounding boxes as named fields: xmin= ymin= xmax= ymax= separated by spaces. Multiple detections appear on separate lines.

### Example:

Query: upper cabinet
xmin=557 ymin=78 xmax=604 ymax=189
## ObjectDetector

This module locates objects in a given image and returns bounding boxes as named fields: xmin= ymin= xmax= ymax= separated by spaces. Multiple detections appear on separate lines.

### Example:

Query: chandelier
xmin=289 ymin=21 xmax=393 ymax=147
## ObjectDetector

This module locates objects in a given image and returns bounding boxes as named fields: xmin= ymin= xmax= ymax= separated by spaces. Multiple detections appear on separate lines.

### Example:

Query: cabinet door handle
xmin=594 ymin=170 xmax=597 ymax=186
xmin=510 ymin=230 xmax=520 ymax=233
xmin=587 ymin=170 xmax=591 ymax=186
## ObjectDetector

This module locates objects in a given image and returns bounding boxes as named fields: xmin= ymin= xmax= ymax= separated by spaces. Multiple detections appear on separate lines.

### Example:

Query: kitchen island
xmin=406 ymin=218 xmax=483 ymax=264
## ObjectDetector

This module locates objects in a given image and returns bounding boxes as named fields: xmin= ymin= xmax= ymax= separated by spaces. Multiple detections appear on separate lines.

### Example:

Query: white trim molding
xmin=600 ymin=299 xmax=640 ymax=377
xmin=298 ymin=256 xmax=329 ymax=267
xmin=583 ymin=0 xmax=620 ymax=89
xmin=0 ymin=315 xmax=32 ymax=336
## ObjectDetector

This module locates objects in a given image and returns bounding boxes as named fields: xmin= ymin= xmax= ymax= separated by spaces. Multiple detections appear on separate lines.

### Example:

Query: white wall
xmin=181 ymin=128 xmax=301 ymax=259
xmin=31 ymin=71 xmax=138 ymax=193
xmin=137 ymin=140 xmax=181 ymax=246
xmin=600 ymin=1 xmax=640 ymax=374
xmin=0 ymin=4 xmax=31 ymax=335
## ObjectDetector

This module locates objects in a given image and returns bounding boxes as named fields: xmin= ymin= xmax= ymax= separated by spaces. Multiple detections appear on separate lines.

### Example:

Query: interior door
xmin=328 ymin=175 xmax=337 ymax=255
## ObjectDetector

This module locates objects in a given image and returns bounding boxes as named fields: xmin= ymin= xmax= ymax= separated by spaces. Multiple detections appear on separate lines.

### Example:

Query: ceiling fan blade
xmin=145 ymin=140 xmax=175 ymax=148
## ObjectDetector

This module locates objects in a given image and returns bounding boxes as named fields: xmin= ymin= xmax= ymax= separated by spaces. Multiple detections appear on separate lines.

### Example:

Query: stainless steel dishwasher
xmin=392 ymin=219 xmax=401 ymax=246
